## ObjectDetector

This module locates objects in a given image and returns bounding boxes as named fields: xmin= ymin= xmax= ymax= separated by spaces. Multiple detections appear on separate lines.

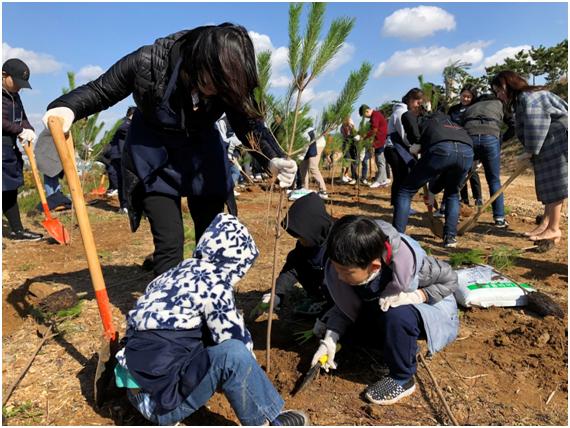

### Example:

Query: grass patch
xmin=485 ymin=205 xmax=512 ymax=215
xmin=449 ymin=249 xmax=485 ymax=268
xmin=55 ymin=300 xmax=83 ymax=319
xmin=18 ymin=190 xmax=41 ymax=216
xmin=183 ymin=216 xmax=196 ymax=259
xmin=3 ymin=401 xmax=43 ymax=420
xmin=98 ymin=249 xmax=113 ymax=261
xmin=17 ymin=262 xmax=35 ymax=271
xmin=489 ymin=246 xmax=521 ymax=270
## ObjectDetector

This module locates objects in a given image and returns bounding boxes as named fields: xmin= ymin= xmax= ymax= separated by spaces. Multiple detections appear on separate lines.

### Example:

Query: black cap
xmin=358 ymin=104 xmax=370 ymax=116
xmin=2 ymin=58 xmax=32 ymax=89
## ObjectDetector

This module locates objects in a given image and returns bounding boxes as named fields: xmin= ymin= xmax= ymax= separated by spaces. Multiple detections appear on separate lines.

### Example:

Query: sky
xmin=2 ymin=1 xmax=568 ymax=134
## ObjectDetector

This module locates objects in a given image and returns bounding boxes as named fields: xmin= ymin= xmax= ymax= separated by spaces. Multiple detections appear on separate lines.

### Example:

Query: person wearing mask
xmin=394 ymin=111 xmax=474 ymax=248
xmin=359 ymin=104 xmax=389 ymax=188
xmin=2 ymin=58 xmax=43 ymax=241
xmin=384 ymin=89 xmax=424 ymax=209
xmin=491 ymin=70 xmax=567 ymax=244
xmin=447 ymin=85 xmax=482 ymax=209
xmin=39 ymin=24 xmax=296 ymax=276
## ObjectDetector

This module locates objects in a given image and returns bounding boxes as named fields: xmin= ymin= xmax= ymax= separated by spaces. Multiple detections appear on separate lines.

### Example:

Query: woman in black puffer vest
xmin=41 ymin=24 xmax=296 ymax=275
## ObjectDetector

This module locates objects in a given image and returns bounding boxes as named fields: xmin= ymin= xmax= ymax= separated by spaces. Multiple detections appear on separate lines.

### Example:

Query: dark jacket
xmin=108 ymin=116 xmax=132 ymax=159
xmin=48 ymin=29 xmax=285 ymax=231
xmin=2 ymin=89 xmax=33 ymax=191
xmin=448 ymin=103 xmax=468 ymax=125
xmin=461 ymin=95 xmax=511 ymax=139
xmin=276 ymin=193 xmax=333 ymax=299
xmin=416 ymin=112 xmax=472 ymax=152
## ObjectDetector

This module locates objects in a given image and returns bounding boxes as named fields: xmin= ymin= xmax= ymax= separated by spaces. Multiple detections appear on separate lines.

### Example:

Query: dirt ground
xmin=2 ymin=164 xmax=568 ymax=426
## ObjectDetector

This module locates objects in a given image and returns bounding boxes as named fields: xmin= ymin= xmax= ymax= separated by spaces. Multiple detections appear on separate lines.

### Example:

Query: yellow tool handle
xmin=318 ymin=343 xmax=342 ymax=366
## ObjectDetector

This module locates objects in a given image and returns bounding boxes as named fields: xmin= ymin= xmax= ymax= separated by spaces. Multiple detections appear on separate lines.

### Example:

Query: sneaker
xmin=361 ymin=179 xmax=370 ymax=185
xmin=253 ymin=174 xmax=263 ymax=182
xmin=443 ymin=235 xmax=457 ymax=248
xmin=118 ymin=207 xmax=128 ymax=215
xmin=318 ymin=191 xmax=329 ymax=200
xmin=369 ymin=181 xmax=381 ymax=189
xmin=106 ymin=189 xmax=118 ymax=197
xmin=348 ymin=179 xmax=357 ymax=185
xmin=341 ymin=175 xmax=350 ymax=183
xmin=365 ymin=377 xmax=416 ymax=406
xmin=433 ymin=208 xmax=445 ymax=218
xmin=233 ymin=190 xmax=241 ymax=197
xmin=8 ymin=229 xmax=43 ymax=241
xmin=494 ymin=218 xmax=509 ymax=228
xmin=271 ymin=410 xmax=310 ymax=426
xmin=288 ymin=188 xmax=313 ymax=201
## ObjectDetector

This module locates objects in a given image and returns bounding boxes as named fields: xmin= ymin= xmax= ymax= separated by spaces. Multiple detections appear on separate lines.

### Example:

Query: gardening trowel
xmin=293 ymin=344 xmax=341 ymax=396
xmin=47 ymin=117 xmax=119 ymax=407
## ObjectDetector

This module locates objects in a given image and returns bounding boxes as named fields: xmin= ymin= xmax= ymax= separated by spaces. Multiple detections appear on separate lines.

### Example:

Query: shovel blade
xmin=94 ymin=335 xmax=120 ymax=408
xmin=90 ymin=186 xmax=107 ymax=196
xmin=42 ymin=218 xmax=70 ymax=245
xmin=292 ymin=364 xmax=320 ymax=396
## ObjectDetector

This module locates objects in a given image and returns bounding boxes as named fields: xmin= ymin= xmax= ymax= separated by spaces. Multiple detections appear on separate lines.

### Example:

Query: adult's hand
xmin=269 ymin=158 xmax=297 ymax=188
xmin=42 ymin=107 xmax=75 ymax=133
xmin=18 ymin=128 xmax=36 ymax=143
xmin=409 ymin=144 xmax=422 ymax=156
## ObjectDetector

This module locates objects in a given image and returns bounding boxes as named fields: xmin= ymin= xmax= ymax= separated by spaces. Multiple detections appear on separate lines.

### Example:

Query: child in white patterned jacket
xmin=115 ymin=213 xmax=309 ymax=426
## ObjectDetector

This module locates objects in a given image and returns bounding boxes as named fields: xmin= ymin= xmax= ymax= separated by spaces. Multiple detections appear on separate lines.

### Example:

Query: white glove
xmin=379 ymin=290 xmax=426 ymax=312
xmin=516 ymin=152 xmax=533 ymax=162
xmin=353 ymin=134 xmax=361 ymax=142
xmin=310 ymin=330 xmax=339 ymax=372
xmin=409 ymin=144 xmax=422 ymax=156
xmin=18 ymin=128 xmax=36 ymax=143
xmin=269 ymin=158 xmax=297 ymax=188
xmin=262 ymin=292 xmax=281 ymax=309
xmin=249 ymin=292 xmax=280 ymax=319
xmin=42 ymin=107 xmax=75 ymax=133
xmin=312 ymin=317 xmax=327 ymax=339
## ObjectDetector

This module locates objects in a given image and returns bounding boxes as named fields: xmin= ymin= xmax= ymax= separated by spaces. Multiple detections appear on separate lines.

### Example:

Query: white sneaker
xmin=369 ymin=181 xmax=381 ymax=188
xmin=341 ymin=176 xmax=350 ymax=183
xmin=348 ymin=179 xmax=357 ymax=185
xmin=233 ymin=190 xmax=241 ymax=197
xmin=361 ymin=179 xmax=370 ymax=185
xmin=106 ymin=189 xmax=118 ymax=197
xmin=288 ymin=188 xmax=313 ymax=201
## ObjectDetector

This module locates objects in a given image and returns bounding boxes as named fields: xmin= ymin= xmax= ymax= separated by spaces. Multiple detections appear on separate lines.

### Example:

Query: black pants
xmin=459 ymin=164 xmax=482 ymax=205
xmin=384 ymin=146 xmax=411 ymax=207
xmin=2 ymin=190 xmax=23 ymax=232
xmin=110 ymin=159 xmax=127 ymax=209
xmin=142 ymin=193 xmax=227 ymax=276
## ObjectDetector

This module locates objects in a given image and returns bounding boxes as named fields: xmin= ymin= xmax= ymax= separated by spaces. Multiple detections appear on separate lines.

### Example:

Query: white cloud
xmin=249 ymin=31 xmax=291 ymax=88
xmin=326 ymin=43 xmax=355 ymax=73
xmin=373 ymin=41 xmax=491 ymax=78
xmin=76 ymin=65 xmax=105 ymax=83
xmin=2 ymin=43 xmax=63 ymax=74
xmin=249 ymin=31 xmax=274 ymax=53
xmin=382 ymin=6 xmax=456 ymax=40
xmin=474 ymin=45 xmax=532 ymax=72
xmin=300 ymin=86 xmax=337 ymax=105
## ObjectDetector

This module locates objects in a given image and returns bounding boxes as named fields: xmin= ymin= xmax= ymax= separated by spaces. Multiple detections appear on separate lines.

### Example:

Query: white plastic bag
xmin=454 ymin=264 xmax=535 ymax=308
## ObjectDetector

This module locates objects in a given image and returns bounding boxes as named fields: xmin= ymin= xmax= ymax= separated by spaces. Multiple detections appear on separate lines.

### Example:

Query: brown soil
xmin=2 ymin=166 xmax=567 ymax=426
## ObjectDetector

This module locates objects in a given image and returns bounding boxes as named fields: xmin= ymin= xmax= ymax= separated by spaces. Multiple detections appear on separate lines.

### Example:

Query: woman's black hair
xmin=181 ymin=23 xmax=261 ymax=118
xmin=459 ymin=84 xmax=478 ymax=101
xmin=326 ymin=215 xmax=386 ymax=269
xmin=402 ymin=87 xmax=424 ymax=105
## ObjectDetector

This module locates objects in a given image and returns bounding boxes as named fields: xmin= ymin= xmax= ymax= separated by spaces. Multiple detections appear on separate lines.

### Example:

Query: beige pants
xmin=300 ymin=142 xmax=327 ymax=192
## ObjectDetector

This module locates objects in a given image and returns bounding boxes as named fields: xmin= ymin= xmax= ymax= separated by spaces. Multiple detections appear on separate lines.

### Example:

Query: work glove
xmin=353 ymin=134 xmax=361 ymax=142
xmin=310 ymin=330 xmax=339 ymax=372
xmin=379 ymin=290 xmax=426 ymax=312
xmin=269 ymin=157 xmax=297 ymax=188
xmin=42 ymin=106 xmax=75 ymax=133
xmin=249 ymin=292 xmax=281 ymax=319
xmin=516 ymin=152 xmax=533 ymax=162
xmin=18 ymin=128 xmax=36 ymax=143
xmin=409 ymin=144 xmax=422 ymax=156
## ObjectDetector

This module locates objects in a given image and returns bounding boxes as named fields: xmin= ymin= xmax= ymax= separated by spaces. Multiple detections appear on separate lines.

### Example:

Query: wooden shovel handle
xmin=22 ymin=141 xmax=51 ymax=219
xmin=47 ymin=117 xmax=117 ymax=341
xmin=458 ymin=160 xmax=530 ymax=236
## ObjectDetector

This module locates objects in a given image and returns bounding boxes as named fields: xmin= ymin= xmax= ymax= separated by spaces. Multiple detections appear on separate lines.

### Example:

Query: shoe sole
xmin=444 ymin=243 xmax=457 ymax=248
xmin=11 ymin=237 xmax=43 ymax=242
xmin=365 ymin=384 xmax=416 ymax=405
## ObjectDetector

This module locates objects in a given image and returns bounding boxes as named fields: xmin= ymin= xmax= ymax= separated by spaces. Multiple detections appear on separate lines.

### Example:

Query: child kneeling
xmin=115 ymin=213 xmax=309 ymax=426
xmin=312 ymin=215 xmax=459 ymax=405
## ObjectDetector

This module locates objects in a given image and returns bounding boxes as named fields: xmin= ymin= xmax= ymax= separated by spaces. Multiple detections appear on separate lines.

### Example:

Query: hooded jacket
xmin=386 ymin=102 xmax=409 ymax=148
xmin=323 ymin=219 xmax=459 ymax=355
xmin=118 ymin=213 xmax=258 ymax=415
xmin=276 ymin=193 xmax=333 ymax=298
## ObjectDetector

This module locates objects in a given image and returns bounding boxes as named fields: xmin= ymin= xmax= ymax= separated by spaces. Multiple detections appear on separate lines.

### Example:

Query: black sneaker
xmin=365 ymin=377 xmax=416 ymax=405
xmin=271 ymin=410 xmax=310 ymax=426
xmin=443 ymin=235 xmax=457 ymax=248
xmin=8 ymin=229 xmax=43 ymax=241
xmin=494 ymin=218 xmax=509 ymax=228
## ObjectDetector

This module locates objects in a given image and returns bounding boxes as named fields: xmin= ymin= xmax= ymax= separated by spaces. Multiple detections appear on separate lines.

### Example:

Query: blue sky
xmin=3 ymin=2 xmax=568 ymax=134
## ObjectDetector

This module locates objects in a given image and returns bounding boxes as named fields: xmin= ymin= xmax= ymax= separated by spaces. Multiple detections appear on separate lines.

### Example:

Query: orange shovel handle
xmin=48 ymin=118 xmax=117 ymax=341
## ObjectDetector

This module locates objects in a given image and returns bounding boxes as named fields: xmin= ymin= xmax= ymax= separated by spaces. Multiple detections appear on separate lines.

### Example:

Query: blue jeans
xmin=471 ymin=135 xmax=504 ymax=219
xmin=229 ymin=162 xmax=241 ymax=186
xmin=128 ymin=339 xmax=284 ymax=426
xmin=361 ymin=149 xmax=371 ymax=180
xmin=373 ymin=147 xmax=388 ymax=183
xmin=43 ymin=174 xmax=61 ymax=197
xmin=393 ymin=142 xmax=473 ymax=237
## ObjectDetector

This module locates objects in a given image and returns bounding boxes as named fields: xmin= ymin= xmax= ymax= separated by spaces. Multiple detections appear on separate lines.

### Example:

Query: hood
xmin=392 ymin=102 xmax=408 ymax=114
xmin=282 ymin=192 xmax=333 ymax=247
xmin=193 ymin=213 xmax=259 ymax=286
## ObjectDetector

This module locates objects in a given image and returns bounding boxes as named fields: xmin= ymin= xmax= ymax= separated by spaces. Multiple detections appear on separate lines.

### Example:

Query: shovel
xmin=90 ymin=175 xmax=107 ymax=196
xmin=292 ymin=344 xmax=341 ymax=396
xmin=422 ymin=185 xmax=444 ymax=239
xmin=47 ymin=117 xmax=119 ymax=407
xmin=22 ymin=140 xmax=70 ymax=245
xmin=458 ymin=160 xmax=530 ymax=235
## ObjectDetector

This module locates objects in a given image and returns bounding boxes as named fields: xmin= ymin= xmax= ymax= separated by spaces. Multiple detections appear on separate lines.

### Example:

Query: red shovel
xmin=90 ymin=175 xmax=107 ymax=196
xmin=48 ymin=118 xmax=119 ymax=407
xmin=22 ymin=140 xmax=70 ymax=245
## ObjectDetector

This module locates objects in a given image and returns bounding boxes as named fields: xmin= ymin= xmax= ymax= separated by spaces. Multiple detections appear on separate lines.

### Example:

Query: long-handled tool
xmin=422 ymin=185 xmax=444 ymax=239
xmin=458 ymin=160 xmax=530 ymax=235
xmin=90 ymin=175 xmax=107 ymax=196
xmin=292 ymin=344 xmax=341 ymax=396
xmin=22 ymin=140 xmax=70 ymax=244
xmin=47 ymin=118 xmax=119 ymax=407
